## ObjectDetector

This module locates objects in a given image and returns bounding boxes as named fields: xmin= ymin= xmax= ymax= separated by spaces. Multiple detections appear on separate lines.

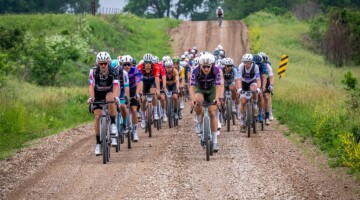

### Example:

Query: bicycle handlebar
xmin=190 ymin=102 xmax=220 ymax=114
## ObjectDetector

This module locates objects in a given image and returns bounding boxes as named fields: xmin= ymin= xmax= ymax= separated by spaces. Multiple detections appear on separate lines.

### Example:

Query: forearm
xmin=261 ymin=75 xmax=267 ymax=89
xmin=235 ymin=79 xmax=241 ymax=90
xmin=155 ymin=78 xmax=160 ymax=91
xmin=162 ymin=76 xmax=166 ymax=89
xmin=113 ymin=86 xmax=120 ymax=97
xmin=190 ymin=86 xmax=195 ymax=100
xmin=215 ymin=85 xmax=221 ymax=99
xmin=89 ymin=86 xmax=95 ymax=99
xmin=270 ymin=76 xmax=274 ymax=85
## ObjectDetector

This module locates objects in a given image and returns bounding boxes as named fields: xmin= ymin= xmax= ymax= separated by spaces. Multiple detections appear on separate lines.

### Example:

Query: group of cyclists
xmin=87 ymin=45 xmax=274 ymax=156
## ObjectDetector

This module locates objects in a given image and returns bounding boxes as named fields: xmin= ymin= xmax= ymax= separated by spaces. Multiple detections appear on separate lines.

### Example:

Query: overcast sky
xmin=99 ymin=0 xmax=127 ymax=10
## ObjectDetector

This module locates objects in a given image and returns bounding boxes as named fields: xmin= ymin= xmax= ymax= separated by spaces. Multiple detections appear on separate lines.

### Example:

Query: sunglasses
xmin=144 ymin=61 xmax=152 ymax=64
xmin=202 ymin=65 xmax=211 ymax=69
xmin=99 ymin=63 xmax=107 ymax=66
xmin=123 ymin=63 xmax=131 ymax=66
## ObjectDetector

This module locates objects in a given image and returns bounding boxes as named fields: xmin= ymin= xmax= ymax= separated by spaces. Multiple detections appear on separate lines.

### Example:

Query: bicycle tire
xmin=246 ymin=103 xmax=252 ymax=138
xmin=204 ymin=115 xmax=211 ymax=161
xmin=261 ymin=119 xmax=264 ymax=131
xmin=100 ymin=117 xmax=107 ymax=164
xmin=127 ymin=129 xmax=132 ymax=149
xmin=226 ymin=100 xmax=231 ymax=132
xmin=167 ymin=98 xmax=172 ymax=128
xmin=253 ymin=116 xmax=257 ymax=134
xmin=148 ymin=104 xmax=152 ymax=138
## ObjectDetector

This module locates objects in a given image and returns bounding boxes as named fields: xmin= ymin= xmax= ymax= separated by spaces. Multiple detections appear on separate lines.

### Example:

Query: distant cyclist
xmin=88 ymin=52 xmax=120 ymax=156
xmin=216 ymin=6 xmax=224 ymax=19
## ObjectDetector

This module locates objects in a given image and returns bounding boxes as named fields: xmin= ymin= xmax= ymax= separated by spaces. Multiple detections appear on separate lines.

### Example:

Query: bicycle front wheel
xmin=246 ymin=103 xmax=252 ymax=138
xmin=147 ymin=104 xmax=152 ymax=138
xmin=100 ymin=117 xmax=108 ymax=164
xmin=203 ymin=115 xmax=211 ymax=161
xmin=226 ymin=100 xmax=231 ymax=132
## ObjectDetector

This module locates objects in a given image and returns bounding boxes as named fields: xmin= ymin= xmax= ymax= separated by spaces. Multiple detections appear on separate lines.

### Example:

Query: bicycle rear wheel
xmin=246 ymin=103 xmax=252 ymax=138
xmin=253 ymin=116 xmax=257 ymax=134
xmin=147 ymin=104 xmax=152 ymax=138
xmin=100 ymin=117 xmax=108 ymax=164
xmin=226 ymin=100 xmax=231 ymax=132
xmin=203 ymin=115 xmax=211 ymax=161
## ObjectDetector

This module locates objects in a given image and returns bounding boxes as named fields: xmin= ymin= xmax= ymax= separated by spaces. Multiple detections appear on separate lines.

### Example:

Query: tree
xmin=123 ymin=0 xmax=170 ymax=18
xmin=0 ymin=0 xmax=100 ymax=14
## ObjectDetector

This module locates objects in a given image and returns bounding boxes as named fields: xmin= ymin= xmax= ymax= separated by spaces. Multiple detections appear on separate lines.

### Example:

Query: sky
xmin=99 ymin=0 xmax=127 ymax=10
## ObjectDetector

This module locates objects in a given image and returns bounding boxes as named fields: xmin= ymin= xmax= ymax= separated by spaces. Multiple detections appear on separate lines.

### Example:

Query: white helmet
xmin=193 ymin=57 xmax=200 ymax=65
xmin=218 ymin=6 xmax=221 ymax=9
xmin=258 ymin=52 xmax=267 ymax=57
xmin=181 ymin=54 xmax=186 ymax=59
xmin=164 ymin=60 xmax=173 ymax=67
xmin=221 ymin=57 xmax=233 ymax=65
xmin=199 ymin=54 xmax=214 ymax=65
xmin=143 ymin=53 xmax=153 ymax=62
xmin=184 ymin=51 xmax=189 ymax=56
xmin=190 ymin=49 xmax=195 ymax=54
xmin=242 ymin=53 xmax=253 ymax=62
xmin=162 ymin=55 xmax=171 ymax=62
xmin=179 ymin=61 xmax=187 ymax=67
xmin=96 ymin=52 xmax=111 ymax=63
xmin=121 ymin=55 xmax=133 ymax=63
xmin=152 ymin=56 xmax=159 ymax=63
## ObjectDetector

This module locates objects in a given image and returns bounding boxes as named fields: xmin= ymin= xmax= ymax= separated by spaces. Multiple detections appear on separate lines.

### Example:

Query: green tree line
xmin=0 ymin=0 xmax=100 ymax=14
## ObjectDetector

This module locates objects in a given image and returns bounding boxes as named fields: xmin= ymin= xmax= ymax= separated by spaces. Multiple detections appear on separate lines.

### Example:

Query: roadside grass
xmin=244 ymin=11 xmax=360 ymax=173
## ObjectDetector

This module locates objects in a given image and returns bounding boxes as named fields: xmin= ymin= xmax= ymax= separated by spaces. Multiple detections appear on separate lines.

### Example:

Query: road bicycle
xmin=143 ymin=93 xmax=158 ymax=138
xmin=223 ymin=90 xmax=236 ymax=132
xmin=165 ymin=91 xmax=178 ymax=128
xmin=241 ymin=91 xmax=258 ymax=137
xmin=92 ymin=100 xmax=116 ymax=164
xmin=191 ymin=102 xmax=218 ymax=161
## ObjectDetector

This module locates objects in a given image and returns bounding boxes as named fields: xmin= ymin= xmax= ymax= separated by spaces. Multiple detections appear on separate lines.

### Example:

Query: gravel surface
xmin=1 ymin=20 xmax=359 ymax=200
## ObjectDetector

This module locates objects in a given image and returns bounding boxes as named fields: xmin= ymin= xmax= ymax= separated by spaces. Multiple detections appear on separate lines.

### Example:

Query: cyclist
xmin=173 ymin=57 xmax=185 ymax=109
xmin=216 ymin=6 xmax=224 ymax=19
xmin=190 ymin=54 xmax=222 ymax=152
xmin=164 ymin=60 xmax=180 ymax=118
xmin=111 ymin=59 xmax=130 ymax=146
xmin=137 ymin=53 xmax=161 ymax=128
xmin=153 ymin=56 xmax=167 ymax=122
xmin=88 ymin=52 xmax=120 ymax=156
xmin=179 ymin=61 xmax=188 ymax=112
xmin=221 ymin=58 xmax=241 ymax=114
xmin=237 ymin=53 xmax=261 ymax=132
xmin=121 ymin=55 xmax=141 ymax=142
xmin=259 ymin=52 xmax=274 ymax=124
xmin=253 ymin=54 xmax=267 ymax=123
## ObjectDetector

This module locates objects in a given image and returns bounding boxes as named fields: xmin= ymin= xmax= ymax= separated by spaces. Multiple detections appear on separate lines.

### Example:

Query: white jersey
xmin=238 ymin=62 xmax=261 ymax=83
xmin=216 ymin=8 xmax=224 ymax=17
xmin=266 ymin=63 xmax=273 ymax=77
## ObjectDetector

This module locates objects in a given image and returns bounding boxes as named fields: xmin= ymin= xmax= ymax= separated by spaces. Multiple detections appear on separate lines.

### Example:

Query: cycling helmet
xmin=173 ymin=56 xmax=180 ymax=63
xmin=253 ymin=54 xmax=263 ymax=64
xmin=96 ymin=52 xmax=111 ymax=63
xmin=162 ymin=55 xmax=171 ymax=62
xmin=193 ymin=57 xmax=200 ymax=66
xmin=190 ymin=49 xmax=195 ymax=54
xmin=181 ymin=55 xmax=186 ymax=60
xmin=164 ymin=60 xmax=173 ymax=68
xmin=132 ymin=58 xmax=137 ymax=66
xmin=152 ymin=56 xmax=159 ymax=63
xmin=218 ymin=6 xmax=221 ymax=9
xmin=241 ymin=53 xmax=253 ymax=62
xmin=117 ymin=55 xmax=122 ymax=63
xmin=121 ymin=55 xmax=133 ymax=63
xmin=199 ymin=54 xmax=214 ymax=65
xmin=184 ymin=51 xmax=189 ymax=56
xmin=221 ymin=58 xmax=233 ymax=66
xmin=258 ymin=52 xmax=266 ymax=57
xmin=262 ymin=55 xmax=269 ymax=63
xmin=111 ymin=59 xmax=118 ymax=68
xmin=179 ymin=61 xmax=187 ymax=67
xmin=143 ymin=53 xmax=153 ymax=63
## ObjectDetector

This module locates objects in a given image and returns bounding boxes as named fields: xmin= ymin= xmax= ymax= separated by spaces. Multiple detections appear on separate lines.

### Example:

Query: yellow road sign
xmin=277 ymin=55 xmax=288 ymax=78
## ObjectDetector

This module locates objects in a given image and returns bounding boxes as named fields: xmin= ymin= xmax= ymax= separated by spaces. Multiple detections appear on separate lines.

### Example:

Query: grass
xmin=244 ymin=11 xmax=360 ymax=172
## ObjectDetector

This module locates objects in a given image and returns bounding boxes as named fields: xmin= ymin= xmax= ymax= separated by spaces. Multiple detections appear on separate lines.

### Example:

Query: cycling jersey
xmin=126 ymin=67 xmax=141 ymax=88
xmin=190 ymin=66 xmax=221 ymax=90
xmin=138 ymin=63 xmax=160 ymax=93
xmin=118 ymin=69 xmax=130 ymax=90
xmin=166 ymin=68 xmax=179 ymax=85
xmin=222 ymin=67 xmax=240 ymax=87
xmin=89 ymin=65 xmax=119 ymax=92
xmin=216 ymin=9 xmax=224 ymax=17
xmin=266 ymin=63 xmax=273 ymax=77
xmin=175 ymin=66 xmax=185 ymax=80
xmin=238 ymin=62 xmax=260 ymax=83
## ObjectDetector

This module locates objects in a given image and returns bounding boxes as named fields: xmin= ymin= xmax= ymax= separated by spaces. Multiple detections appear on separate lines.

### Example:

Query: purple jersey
xmin=190 ymin=66 xmax=221 ymax=90
xmin=126 ymin=67 xmax=141 ymax=88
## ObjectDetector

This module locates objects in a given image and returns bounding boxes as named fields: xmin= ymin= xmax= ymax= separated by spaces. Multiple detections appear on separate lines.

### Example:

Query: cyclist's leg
xmin=141 ymin=82 xmax=151 ymax=128
xmin=250 ymin=82 xmax=259 ymax=116
xmin=264 ymin=92 xmax=271 ymax=124
xmin=229 ymin=82 xmax=237 ymax=112
xmin=240 ymin=82 xmax=251 ymax=128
